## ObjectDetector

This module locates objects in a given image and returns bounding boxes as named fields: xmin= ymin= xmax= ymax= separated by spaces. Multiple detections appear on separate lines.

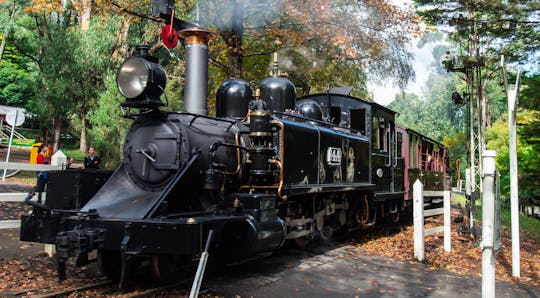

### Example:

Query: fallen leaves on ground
xmin=0 ymin=202 xmax=32 ymax=220
xmin=344 ymin=209 xmax=540 ymax=287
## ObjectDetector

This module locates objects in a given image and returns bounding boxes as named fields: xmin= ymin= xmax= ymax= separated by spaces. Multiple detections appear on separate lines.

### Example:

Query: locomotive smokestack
xmin=179 ymin=28 xmax=213 ymax=116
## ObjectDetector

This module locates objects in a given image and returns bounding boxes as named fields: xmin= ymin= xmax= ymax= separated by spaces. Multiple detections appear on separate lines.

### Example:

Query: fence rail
xmin=0 ymin=162 xmax=63 ymax=171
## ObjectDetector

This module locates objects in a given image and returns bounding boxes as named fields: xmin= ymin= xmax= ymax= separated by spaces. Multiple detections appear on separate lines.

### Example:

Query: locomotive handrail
xmin=24 ymin=190 xmax=50 ymax=212
xmin=273 ymin=111 xmax=364 ymax=135
xmin=384 ymin=130 xmax=391 ymax=167
xmin=23 ymin=190 xmax=99 ymax=215
xmin=177 ymin=112 xmax=237 ymax=128
xmin=208 ymin=141 xmax=249 ymax=174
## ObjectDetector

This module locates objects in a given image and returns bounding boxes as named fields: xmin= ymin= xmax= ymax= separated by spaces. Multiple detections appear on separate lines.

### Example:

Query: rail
xmin=0 ymin=162 xmax=64 ymax=171
xmin=1 ymin=124 xmax=27 ymax=140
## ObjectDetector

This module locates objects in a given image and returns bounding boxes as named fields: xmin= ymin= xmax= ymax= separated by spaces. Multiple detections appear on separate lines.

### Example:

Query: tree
xmin=0 ymin=38 xmax=35 ymax=107
xmin=197 ymin=0 xmax=423 ymax=95
xmin=414 ymin=0 xmax=540 ymax=151
xmin=0 ymin=0 xmax=17 ymax=61
xmin=485 ymin=110 xmax=540 ymax=209
xmin=415 ymin=0 xmax=540 ymax=68
xmin=389 ymin=70 xmax=464 ymax=142
xmin=71 ymin=17 xmax=119 ymax=153
xmin=88 ymin=73 xmax=130 ymax=168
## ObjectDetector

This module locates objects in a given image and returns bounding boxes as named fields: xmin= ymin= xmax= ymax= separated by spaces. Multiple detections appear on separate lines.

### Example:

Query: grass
xmin=500 ymin=209 xmax=540 ymax=242
xmin=452 ymin=193 xmax=540 ymax=242
xmin=59 ymin=148 xmax=86 ymax=160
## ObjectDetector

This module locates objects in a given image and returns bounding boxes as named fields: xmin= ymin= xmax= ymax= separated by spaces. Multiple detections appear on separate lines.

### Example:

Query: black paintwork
xmin=21 ymin=86 xmax=448 ymax=286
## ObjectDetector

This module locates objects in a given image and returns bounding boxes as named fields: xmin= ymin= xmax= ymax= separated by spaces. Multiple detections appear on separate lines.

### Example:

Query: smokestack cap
xmin=179 ymin=28 xmax=215 ymax=45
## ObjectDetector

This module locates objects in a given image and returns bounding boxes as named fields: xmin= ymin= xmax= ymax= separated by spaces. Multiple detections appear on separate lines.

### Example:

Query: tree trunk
xmin=112 ymin=13 xmax=131 ymax=62
xmin=79 ymin=108 xmax=87 ymax=153
xmin=52 ymin=115 xmax=62 ymax=152
xmin=40 ymin=125 xmax=47 ymax=144
xmin=80 ymin=0 xmax=91 ymax=31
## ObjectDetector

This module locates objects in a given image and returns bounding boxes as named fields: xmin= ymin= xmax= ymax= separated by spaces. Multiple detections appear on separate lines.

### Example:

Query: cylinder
xmin=180 ymin=29 xmax=214 ymax=116
xmin=249 ymin=111 xmax=272 ymax=137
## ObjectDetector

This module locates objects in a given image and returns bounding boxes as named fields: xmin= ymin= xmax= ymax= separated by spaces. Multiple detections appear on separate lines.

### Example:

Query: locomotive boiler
xmin=20 ymin=7 xmax=449 ymax=287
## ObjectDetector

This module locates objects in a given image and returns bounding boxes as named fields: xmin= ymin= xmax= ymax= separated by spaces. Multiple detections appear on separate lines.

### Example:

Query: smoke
xmin=196 ymin=0 xmax=281 ymax=30
xmin=275 ymin=52 xmax=297 ymax=73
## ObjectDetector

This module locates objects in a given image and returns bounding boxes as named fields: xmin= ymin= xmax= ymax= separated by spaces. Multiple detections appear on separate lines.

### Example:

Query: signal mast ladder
xmin=413 ymin=179 xmax=451 ymax=262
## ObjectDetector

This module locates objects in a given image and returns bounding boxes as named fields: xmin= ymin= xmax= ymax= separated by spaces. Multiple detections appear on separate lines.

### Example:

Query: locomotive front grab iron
xmin=20 ymin=7 xmax=448 ymax=287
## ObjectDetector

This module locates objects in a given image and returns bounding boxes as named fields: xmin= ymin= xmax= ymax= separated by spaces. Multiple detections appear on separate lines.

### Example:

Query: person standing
xmin=84 ymin=147 xmax=101 ymax=169
xmin=35 ymin=144 xmax=48 ymax=192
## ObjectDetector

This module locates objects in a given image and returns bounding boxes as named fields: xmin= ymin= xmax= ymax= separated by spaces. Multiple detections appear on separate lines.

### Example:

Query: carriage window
xmin=330 ymin=107 xmax=341 ymax=125
xmin=350 ymin=109 xmax=366 ymax=135
xmin=397 ymin=132 xmax=403 ymax=157
xmin=422 ymin=142 xmax=433 ymax=170
xmin=410 ymin=135 xmax=417 ymax=168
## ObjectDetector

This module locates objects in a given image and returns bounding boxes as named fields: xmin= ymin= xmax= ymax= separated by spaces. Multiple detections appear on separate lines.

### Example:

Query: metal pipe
xmin=189 ymin=229 xmax=214 ymax=298
xmin=269 ymin=159 xmax=284 ymax=200
xmin=222 ymin=133 xmax=243 ymax=176
xmin=275 ymin=120 xmax=286 ymax=200
xmin=179 ymin=29 xmax=214 ymax=116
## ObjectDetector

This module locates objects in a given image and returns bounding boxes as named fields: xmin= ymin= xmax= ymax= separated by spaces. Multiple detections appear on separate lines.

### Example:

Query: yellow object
xmin=30 ymin=142 xmax=42 ymax=164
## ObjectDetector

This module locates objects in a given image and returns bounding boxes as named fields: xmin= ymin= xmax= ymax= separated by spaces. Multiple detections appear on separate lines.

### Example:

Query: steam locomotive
xmin=20 ymin=8 xmax=448 ymax=287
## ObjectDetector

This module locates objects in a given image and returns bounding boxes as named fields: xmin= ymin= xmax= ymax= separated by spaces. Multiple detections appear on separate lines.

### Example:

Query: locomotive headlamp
xmin=117 ymin=45 xmax=167 ymax=108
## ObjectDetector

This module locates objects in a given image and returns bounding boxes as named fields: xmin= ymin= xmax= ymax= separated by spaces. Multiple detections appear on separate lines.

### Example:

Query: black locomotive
xmin=20 ymin=9 xmax=449 ymax=287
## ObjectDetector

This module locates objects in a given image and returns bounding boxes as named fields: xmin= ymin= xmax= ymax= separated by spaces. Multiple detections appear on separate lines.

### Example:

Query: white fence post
xmin=465 ymin=168 xmax=474 ymax=230
xmin=413 ymin=179 xmax=424 ymax=262
xmin=482 ymin=150 xmax=496 ymax=298
xmin=443 ymin=190 xmax=451 ymax=252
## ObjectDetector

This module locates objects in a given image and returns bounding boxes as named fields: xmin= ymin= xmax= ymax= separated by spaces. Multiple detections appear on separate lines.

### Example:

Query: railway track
xmin=0 ymin=278 xmax=194 ymax=298
xmin=0 ymin=280 xmax=112 ymax=297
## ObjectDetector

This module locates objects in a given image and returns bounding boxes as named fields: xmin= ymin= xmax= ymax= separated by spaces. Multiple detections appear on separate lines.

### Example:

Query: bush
xmin=88 ymin=74 xmax=130 ymax=169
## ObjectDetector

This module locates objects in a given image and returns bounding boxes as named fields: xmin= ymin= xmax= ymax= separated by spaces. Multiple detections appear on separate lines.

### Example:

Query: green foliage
xmin=520 ymin=74 xmax=540 ymax=111
xmin=389 ymin=71 xmax=464 ymax=141
xmin=61 ymin=148 xmax=86 ymax=160
xmin=414 ymin=0 xmax=540 ymax=71
xmin=0 ymin=59 xmax=34 ymax=106
xmin=442 ymin=132 xmax=467 ymax=177
xmin=485 ymin=110 xmax=540 ymax=208
xmin=88 ymin=74 xmax=130 ymax=169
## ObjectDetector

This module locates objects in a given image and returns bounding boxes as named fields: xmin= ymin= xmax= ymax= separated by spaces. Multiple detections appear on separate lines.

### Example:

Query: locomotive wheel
xmin=151 ymin=254 xmax=190 ymax=283
xmin=319 ymin=226 xmax=334 ymax=241
xmin=97 ymin=250 xmax=122 ymax=280
xmin=293 ymin=236 xmax=310 ymax=248
xmin=382 ymin=200 xmax=401 ymax=224
xmin=385 ymin=207 xmax=400 ymax=224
